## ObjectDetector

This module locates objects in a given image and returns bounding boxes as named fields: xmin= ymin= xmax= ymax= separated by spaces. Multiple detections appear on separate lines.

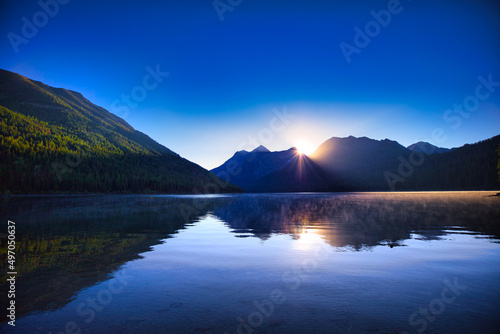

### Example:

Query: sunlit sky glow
xmin=1 ymin=0 xmax=499 ymax=169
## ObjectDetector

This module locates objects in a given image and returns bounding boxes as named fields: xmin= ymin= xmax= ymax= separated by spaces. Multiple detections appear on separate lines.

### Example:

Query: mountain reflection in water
xmin=0 ymin=192 xmax=499 ymax=333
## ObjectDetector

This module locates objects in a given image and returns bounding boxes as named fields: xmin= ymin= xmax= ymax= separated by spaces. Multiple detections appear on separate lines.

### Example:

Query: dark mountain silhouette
xmin=0 ymin=69 xmax=241 ymax=194
xmin=407 ymin=141 xmax=450 ymax=154
xmin=212 ymin=136 xmax=408 ymax=192
xmin=397 ymin=135 xmax=500 ymax=190
xmin=246 ymin=153 xmax=346 ymax=192
xmin=211 ymin=146 xmax=298 ymax=189
xmin=311 ymin=135 xmax=500 ymax=191
xmin=252 ymin=145 xmax=271 ymax=153
xmin=309 ymin=136 xmax=411 ymax=190
xmin=213 ymin=135 xmax=500 ymax=192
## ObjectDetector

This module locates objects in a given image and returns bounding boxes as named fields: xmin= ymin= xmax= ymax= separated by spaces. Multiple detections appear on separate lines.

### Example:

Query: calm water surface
xmin=1 ymin=192 xmax=499 ymax=334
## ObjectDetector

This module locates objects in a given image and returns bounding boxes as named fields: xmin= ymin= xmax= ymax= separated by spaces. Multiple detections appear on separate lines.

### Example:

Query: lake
xmin=1 ymin=192 xmax=499 ymax=333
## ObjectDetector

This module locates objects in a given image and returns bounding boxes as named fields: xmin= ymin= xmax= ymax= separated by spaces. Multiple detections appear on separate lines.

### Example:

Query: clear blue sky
xmin=1 ymin=0 xmax=499 ymax=169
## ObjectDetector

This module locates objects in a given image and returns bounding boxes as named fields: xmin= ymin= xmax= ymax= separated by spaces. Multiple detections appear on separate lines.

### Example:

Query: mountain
xmin=310 ymin=135 xmax=499 ymax=191
xmin=246 ymin=154 xmax=346 ymax=192
xmin=397 ymin=135 xmax=500 ymax=190
xmin=252 ymin=145 xmax=270 ymax=153
xmin=407 ymin=141 xmax=450 ymax=154
xmin=0 ymin=69 xmax=241 ymax=194
xmin=211 ymin=146 xmax=298 ymax=189
xmin=212 ymin=137 xmax=410 ymax=192
xmin=213 ymin=135 xmax=500 ymax=192
xmin=309 ymin=136 xmax=411 ymax=190
xmin=498 ymin=144 xmax=500 ymax=183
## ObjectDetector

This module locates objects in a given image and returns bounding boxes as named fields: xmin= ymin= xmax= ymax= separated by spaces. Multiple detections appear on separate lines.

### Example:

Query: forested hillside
xmin=396 ymin=135 xmax=500 ymax=191
xmin=0 ymin=69 xmax=241 ymax=194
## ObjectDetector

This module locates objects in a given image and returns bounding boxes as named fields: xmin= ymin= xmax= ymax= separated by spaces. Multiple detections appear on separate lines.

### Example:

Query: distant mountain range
xmin=213 ymin=135 xmax=500 ymax=192
xmin=0 ymin=69 xmax=242 ymax=194
xmin=1 ymin=68 xmax=498 ymax=194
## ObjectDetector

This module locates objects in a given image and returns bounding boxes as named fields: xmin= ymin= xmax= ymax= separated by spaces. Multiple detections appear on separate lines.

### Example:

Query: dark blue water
xmin=1 ymin=192 xmax=499 ymax=333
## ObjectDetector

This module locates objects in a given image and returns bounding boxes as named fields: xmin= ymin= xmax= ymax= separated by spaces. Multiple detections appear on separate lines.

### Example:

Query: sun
xmin=295 ymin=140 xmax=315 ymax=156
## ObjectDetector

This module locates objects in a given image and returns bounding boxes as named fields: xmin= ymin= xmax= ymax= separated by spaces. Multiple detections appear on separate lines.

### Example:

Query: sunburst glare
xmin=295 ymin=140 xmax=316 ymax=156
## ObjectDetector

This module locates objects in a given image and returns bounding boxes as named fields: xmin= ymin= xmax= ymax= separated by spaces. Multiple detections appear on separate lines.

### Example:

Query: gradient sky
xmin=1 ymin=0 xmax=500 ymax=169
